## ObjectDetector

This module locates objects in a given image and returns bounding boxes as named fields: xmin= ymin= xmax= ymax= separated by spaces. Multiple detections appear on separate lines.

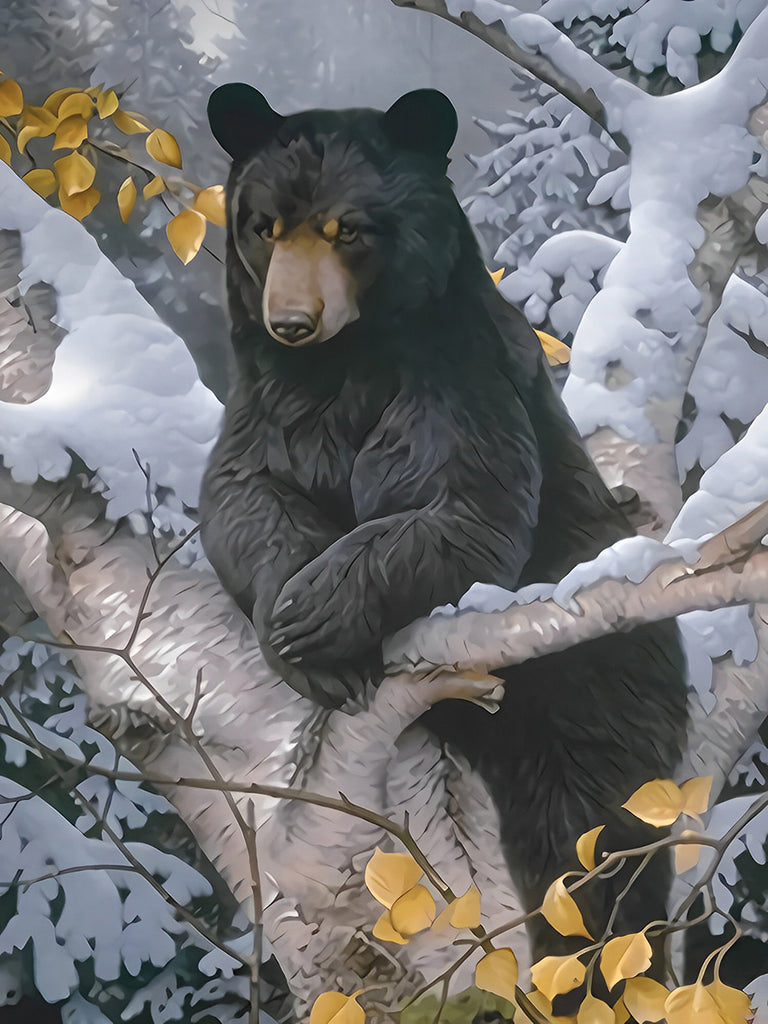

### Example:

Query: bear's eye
xmin=254 ymin=216 xmax=282 ymax=241
xmin=337 ymin=221 xmax=358 ymax=244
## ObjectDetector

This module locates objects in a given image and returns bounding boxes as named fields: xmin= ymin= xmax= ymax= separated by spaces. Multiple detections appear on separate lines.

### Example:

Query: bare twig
xmin=131 ymin=449 xmax=160 ymax=566
xmin=669 ymin=792 xmax=768 ymax=927
xmin=0 ymin=698 xmax=245 ymax=963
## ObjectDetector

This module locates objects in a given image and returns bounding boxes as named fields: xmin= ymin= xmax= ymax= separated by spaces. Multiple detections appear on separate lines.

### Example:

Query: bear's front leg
xmin=268 ymin=389 xmax=543 ymax=686
xmin=200 ymin=466 xmax=343 ymax=631
xmin=267 ymin=495 xmax=537 ymax=679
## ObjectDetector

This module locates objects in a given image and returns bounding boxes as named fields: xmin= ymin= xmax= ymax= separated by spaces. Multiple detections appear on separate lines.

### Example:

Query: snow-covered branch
xmin=389 ymin=0 xmax=640 ymax=149
xmin=383 ymin=501 xmax=768 ymax=676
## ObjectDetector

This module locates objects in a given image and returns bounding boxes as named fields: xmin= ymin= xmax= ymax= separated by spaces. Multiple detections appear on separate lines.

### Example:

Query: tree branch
xmin=384 ymin=502 xmax=768 ymax=677
xmin=389 ymin=0 xmax=637 ymax=151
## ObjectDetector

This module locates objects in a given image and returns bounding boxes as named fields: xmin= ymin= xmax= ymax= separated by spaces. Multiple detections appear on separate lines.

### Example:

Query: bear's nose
xmin=268 ymin=310 xmax=318 ymax=344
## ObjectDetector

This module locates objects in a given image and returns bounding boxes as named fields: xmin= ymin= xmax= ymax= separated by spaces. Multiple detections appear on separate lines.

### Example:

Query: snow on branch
xmin=389 ymin=0 xmax=640 ymax=150
xmin=0 ymin=164 xmax=221 ymax=519
xmin=383 ymin=500 xmax=768 ymax=677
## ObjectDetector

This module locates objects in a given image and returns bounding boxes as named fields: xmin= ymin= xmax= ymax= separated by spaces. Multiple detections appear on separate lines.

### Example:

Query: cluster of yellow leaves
xmin=524 ymin=776 xmax=752 ymax=1022
xmin=365 ymin=847 xmax=484 ymax=943
xmin=0 ymin=71 xmax=226 ymax=261
xmin=117 ymin=176 xmax=225 ymax=262
xmin=362 ymin=848 xmax=519 ymax=1005
xmin=312 ymin=779 xmax=749 ymax=1024
xmin=623 ymin=775 xmax=712 ymax=872
xmin=620 ymin=976 xmax=753 ymax=1024
xmin=529 ymin=948 xmax=752 ymax=1023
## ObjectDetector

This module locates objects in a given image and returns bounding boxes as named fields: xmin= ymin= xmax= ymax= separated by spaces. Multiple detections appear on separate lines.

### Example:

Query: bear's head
xmin=208 ymin=84 xmax=469 ymax=354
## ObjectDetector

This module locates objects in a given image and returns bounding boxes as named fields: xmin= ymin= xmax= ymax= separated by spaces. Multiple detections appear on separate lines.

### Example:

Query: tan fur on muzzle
xmin=262 ymin=222 xmax=359 ymax=346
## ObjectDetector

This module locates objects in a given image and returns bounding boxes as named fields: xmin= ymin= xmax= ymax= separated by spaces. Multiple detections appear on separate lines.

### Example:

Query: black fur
xmin=200 ymin=86 xmax=689 ymax=972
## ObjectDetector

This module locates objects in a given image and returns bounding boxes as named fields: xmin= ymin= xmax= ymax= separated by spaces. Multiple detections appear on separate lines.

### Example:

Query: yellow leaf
xmin=95 ymin=88 xmax=119 ymax=118
xmin=664 ymin=980 xmax=753 ymax=1024
xmin=599 ymin=932 xmax=653 ymax=990
xmin=166 ymin=208 xmax=206 ymax=264
xmin=52 ymin=114 xmax=89 ymax=150
xmin=118 ymin=176 xmax=137 ymax=223
xmin=57 ymin=92 xmax=95 ymax=120
xmin=146 ymin=127 xmax=182 ymax=168
xmin=680 ymin=775 xmax=713 ymax=816
xmin=488 ymin=267 xmax=504 ymax=285
xmin=531 ymin=953 xmax=587 ymax=1000
xmin=390 ymin=884 xmax=436 ymax=936
xmin=21 ymin=105 xmax=58 ymax=132
xmin=59 ymin=185 xmax=100 ymax=220
xmin=674 ymin=837 xmax=702 ymax=874
xmin=53 ymin=152 xmax=96 ymax=196
xmin=433 ymin=884 xmax=482 ymax=932
xmin=0 ymin=79 xmax=23 ymax=116
xmin=309 ymin=992 xmax=365 ymax=1024
xmin=622 ymin=778 xmax=685 ymax=827
xmin=371 ymin=909 xmax=408 ymax=944
xmin=22 ymin=169 xmax=57 ymax=198
xmin=17 ymin=127 xmax=38 ymax=153
xmin=664 ymin=984 xmax=713 ymax=1024
xmin=43 ymin=87 xmax=81 ymax=113
xmin=535 ymin=328 xmax=571 ymax=366
xmin=193 ymin=184 xmax=226 ymax=226
xmin=612 ymin=996 xmax=631 ymax=1024
xmin=542 ymin=875 xmax=593 ymax=939
xmin=708 ymin=979 xmax=754 ymax=1022
xmin=143 ymin=175 xmax=165 ymax=199
xmin=576 ymin=993 xmax=613 ymax=1024
xmin=364 ymin=847 xmax=423 ymax=909
xmin=576 ymin=826 xmax=604 ymax=871
xmin=17 ymin=105 xmax=57 ymax=153
xmin=475 ymin=948 xmax=518 ymax=1003
xmin=447 ymin=883 xmax=481 ymax=928
xmin=623 ymin=978 xmax=670 ymax=1023
xmin=111 ymin=108 xmax=150 ymax=135
xmin=0 ymin=134 xmax=10 ymax=165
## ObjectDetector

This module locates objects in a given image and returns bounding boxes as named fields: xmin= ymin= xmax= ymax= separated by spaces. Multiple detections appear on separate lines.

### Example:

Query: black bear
xmin=200 ymin=83 xmax=688 ymax=976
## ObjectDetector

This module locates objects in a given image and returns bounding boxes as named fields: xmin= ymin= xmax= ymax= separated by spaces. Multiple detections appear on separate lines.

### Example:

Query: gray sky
xmin=179 ymin=0 xmax=530 ymax=193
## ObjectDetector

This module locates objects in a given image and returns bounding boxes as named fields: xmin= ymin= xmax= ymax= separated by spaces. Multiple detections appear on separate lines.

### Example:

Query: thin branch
xmin=131 ymin=449 xmax=160 ymax=566
xmin=0 ymin=699 xmax=246 ymax=965
xmin=13 ymin=862 xmax=176 ymax=891
xmin=669 ymin=791 xmax=768 ymax=927
xmin=247 ymin=809 xmax=262 ymax=1024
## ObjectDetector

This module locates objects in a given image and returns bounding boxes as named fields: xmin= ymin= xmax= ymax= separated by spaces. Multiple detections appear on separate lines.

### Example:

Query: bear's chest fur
xmin=219 ymin=356 xmax=403 ymax=530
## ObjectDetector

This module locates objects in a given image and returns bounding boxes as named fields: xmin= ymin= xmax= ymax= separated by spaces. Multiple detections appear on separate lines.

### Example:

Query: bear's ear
xmin=208 ymin=83 xmax=283 ymax=161
xmin=382 ymin=89 xmax=457 ymax=163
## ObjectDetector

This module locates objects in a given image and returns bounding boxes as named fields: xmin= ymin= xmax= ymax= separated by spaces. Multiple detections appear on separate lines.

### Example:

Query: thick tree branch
xmin=383 ymin=501 xmax=768 ymax=676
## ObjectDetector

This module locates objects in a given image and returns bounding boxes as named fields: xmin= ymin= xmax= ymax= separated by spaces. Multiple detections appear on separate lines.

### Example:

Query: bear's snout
xmin=261 ymin=222 xmax=360 ymax=346
xmin=267 ymin=309 xmax=319 ymax=345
